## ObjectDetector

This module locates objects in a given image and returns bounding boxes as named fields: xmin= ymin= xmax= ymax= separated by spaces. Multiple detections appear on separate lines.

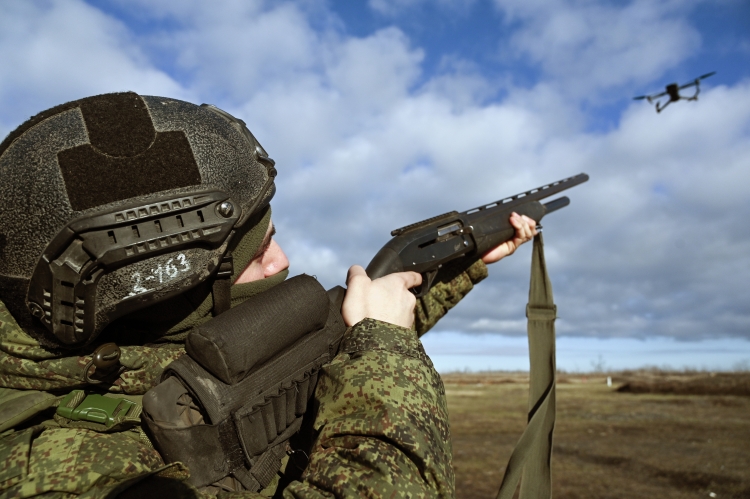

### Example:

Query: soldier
xmin=0 ymin=92 xmax=536 ymax=498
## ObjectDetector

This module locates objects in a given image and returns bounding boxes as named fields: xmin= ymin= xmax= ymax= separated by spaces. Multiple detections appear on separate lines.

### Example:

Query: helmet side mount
xmin=27 ymin=190 xmax=241 ymax=346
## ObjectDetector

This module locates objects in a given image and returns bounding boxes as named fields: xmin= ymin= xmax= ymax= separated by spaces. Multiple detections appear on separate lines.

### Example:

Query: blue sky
xmin=1 ymin=0 xmax=749 ymax=371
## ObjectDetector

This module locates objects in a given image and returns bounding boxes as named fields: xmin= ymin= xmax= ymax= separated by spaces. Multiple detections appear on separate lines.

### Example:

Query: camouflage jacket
xmin=0 ymin=261 xmax=487 ymax=498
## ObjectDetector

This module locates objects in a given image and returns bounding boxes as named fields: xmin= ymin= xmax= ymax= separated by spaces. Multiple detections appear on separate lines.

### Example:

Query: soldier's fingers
xmin=508 ymin=214 xmax=525 ymax=241
xmin=396 ymin=271 xmax=422 ymax=290
xmin=519 ymin=218 xmax=532 ymax=240
xmin=529 ymin=217 xmax=539 ymax=237
xmin=521 ymin=215 xmax=537 ymax=237
xmin=346 ymin=265 xmax=368 ymax=285
xmin=515 ymin=215 xmax=536 ymax=241
xmin=509 ymin=212 xmax=522 ymax=229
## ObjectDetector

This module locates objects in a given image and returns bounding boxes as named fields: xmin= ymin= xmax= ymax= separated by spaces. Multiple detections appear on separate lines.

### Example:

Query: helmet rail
xmin=27 ymin=189 xmax=241 ymax=345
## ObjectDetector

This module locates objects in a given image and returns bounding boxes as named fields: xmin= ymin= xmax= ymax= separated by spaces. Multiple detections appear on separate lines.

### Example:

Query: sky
xmin=1 ymin=0 xmax=749 ymax=371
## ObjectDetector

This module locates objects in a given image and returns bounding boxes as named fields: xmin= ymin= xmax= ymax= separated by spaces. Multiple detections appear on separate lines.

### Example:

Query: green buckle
xmin=56 ymin=390 xmax=141 ymax=428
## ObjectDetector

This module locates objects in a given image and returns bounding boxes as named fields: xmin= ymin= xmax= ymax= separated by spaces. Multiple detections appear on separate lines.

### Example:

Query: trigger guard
xmin=412 ymin=269 xmax=438 ymax=298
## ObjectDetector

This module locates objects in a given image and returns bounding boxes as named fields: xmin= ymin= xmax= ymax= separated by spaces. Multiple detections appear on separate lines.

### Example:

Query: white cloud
xmin=368 ymin=0 xmax=477 ymax=17
xmin=168 ymin=3 xmax=323 ymax=101
xmin=0 ymin=0 xmax=185 ymax=134
xmin=468 ymin=318 xmax=527 ymax=333
xmin=492 ymin=0 xmax=703 ymax=97
xmin=275 ymin=229 xmax=349 ymax=288
xmin=323 ymin=28 xmax=423 ymax=113
xmin=0 ymin=0 xmax=748 ymax=346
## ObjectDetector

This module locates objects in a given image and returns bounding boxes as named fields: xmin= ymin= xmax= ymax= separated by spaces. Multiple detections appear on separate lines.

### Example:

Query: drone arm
xmin=687 ymin=82 xmax=701 ymax=101
xmin=656 ymin=100 xmax=671 ymax=113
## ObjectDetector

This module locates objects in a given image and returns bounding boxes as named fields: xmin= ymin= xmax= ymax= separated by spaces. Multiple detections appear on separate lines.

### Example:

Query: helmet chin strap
xmin=211 ymin=253 xmax=234 ymax=316
xmin=211 ymin=205 xmax=279 ymax=318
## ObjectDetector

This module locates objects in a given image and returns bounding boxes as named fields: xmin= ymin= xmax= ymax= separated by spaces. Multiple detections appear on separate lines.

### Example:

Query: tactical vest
xmin=141 ymin=274 xmax=346 ymax=492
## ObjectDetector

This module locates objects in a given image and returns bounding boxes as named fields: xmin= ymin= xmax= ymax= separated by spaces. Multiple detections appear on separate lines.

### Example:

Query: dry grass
xmin=443 ymin=371 xmax=750 ymax=499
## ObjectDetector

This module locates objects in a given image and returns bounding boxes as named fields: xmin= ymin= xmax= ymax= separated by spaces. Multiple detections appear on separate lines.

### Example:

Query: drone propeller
xmin=633 ymin=71 xmax=715 ymax=104
xmin=679 ymin=71 xmax=716 ymax=90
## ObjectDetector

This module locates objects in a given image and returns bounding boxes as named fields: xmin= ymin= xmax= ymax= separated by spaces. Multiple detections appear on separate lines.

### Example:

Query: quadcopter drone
xmin=634 ymin=72 xmax=716 ymax=113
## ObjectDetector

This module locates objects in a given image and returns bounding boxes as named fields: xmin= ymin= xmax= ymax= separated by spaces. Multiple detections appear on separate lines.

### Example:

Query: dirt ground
xmin=442 ymin=371 xmax=750 ymax=499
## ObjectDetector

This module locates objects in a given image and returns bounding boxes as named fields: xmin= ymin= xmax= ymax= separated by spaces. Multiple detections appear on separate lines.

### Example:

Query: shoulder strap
xmin=496 ymin=232 xmax=557 ymax=499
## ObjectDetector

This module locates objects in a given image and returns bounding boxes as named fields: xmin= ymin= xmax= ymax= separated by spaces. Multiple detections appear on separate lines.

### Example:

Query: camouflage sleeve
xmin=0 ymin=423 xmax=199 ymax=499
xmin=415 ymin=258 xmax=488 ymax=337
xmin=283 ymin=318 xmax=454 ymax=499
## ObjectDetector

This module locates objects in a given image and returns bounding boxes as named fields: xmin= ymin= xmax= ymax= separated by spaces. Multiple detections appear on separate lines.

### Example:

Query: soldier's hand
xmin=342 ymin=265 xmax=422 ymax=328
xmin=481 ymin=212 xmax=537 ymax=264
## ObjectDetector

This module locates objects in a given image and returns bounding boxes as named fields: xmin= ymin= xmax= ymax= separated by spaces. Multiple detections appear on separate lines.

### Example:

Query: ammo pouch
xmin=141 ymin=274 xmax=346 ymax=491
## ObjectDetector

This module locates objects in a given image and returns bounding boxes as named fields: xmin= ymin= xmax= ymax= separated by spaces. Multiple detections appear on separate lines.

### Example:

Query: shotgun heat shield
xmin=366 ymin=173 xmax=589 ymax=295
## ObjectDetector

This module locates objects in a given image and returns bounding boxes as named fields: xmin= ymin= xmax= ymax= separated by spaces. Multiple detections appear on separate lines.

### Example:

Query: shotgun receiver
xmin=365 ymin=173 xmax=589 ymax=295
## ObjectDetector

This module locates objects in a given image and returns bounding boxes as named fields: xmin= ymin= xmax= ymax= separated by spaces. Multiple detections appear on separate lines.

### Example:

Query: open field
xmin=442 ymin=371 xmax=750 ymax=499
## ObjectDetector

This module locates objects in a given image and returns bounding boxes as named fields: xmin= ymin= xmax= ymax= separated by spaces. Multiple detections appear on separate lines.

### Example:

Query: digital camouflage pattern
xmin=0 ymin=261 xmax=487 ymax=498
xmin=283 ymin=318 xmax=453 ymax=498
xmin=415 ymin=259 xmax=488 ymax=337
xmin=0 ymin=301 xmax=185 ymax=395
xmin=0 ymin=426 xmax=174 ymax=498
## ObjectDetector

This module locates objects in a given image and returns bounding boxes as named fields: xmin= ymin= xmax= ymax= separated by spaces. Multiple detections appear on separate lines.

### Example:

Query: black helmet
xmin=0 ymin=92 xmax=276 ymax=347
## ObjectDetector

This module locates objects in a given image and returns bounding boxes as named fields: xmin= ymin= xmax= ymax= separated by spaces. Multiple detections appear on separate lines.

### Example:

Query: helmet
xmin=0 ymin=92 xmax=276 ymax=348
